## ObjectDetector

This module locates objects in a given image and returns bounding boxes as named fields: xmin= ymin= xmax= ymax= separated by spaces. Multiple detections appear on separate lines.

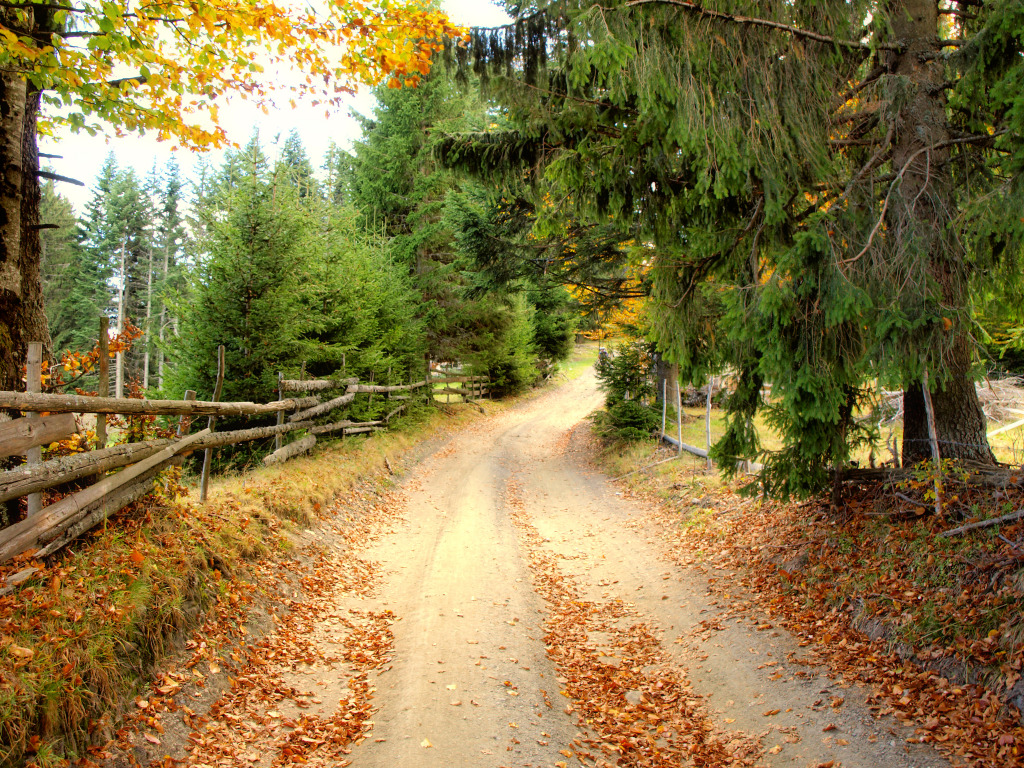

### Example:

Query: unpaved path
xmin=129 ymin=365 xmax=948 ymax=768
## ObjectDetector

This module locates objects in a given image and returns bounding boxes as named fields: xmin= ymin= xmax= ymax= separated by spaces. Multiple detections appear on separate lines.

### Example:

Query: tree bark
xmin=0 ymin=390 xmax=319 ymax=416
xmin=1 ymin=6 xmax=53 ymax=525
xmin=0 ymin=65 xmax=29 ymax=397
xmin=886 ymin=0 xmax=995 ymax=466
xmin=902 ymin=345 xmax=995 ymax=465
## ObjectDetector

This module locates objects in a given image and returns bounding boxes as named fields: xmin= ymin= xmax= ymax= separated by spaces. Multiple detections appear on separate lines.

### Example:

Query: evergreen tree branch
xmin=613 ymin=0 xmax=901 ymax=51
xmin=840 ymin=130 xmax=1010 ymax=270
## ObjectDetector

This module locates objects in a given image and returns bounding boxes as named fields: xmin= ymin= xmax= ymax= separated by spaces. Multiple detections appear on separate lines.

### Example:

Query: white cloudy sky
xmin=42 ymin=0 xmax=511 ymax=212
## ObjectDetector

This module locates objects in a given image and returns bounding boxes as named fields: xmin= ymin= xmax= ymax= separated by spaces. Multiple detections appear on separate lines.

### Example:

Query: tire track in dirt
xmin=504 ymin=477 xmax=761 ymax=767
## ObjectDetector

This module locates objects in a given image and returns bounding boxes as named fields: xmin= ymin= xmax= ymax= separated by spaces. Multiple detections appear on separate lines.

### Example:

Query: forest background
xmin=9 ymin=0 xmax=1024 ymax=496
xmin=35 ymin=71 xmax=581 ymax=473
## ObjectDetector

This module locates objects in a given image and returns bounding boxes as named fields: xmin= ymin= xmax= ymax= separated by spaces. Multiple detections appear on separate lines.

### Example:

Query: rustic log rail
xmin=0 ymin=358 xmax=491 ymax=565
xmin=280 ymin=376 xmax=359 ymax=393
xmin=0 ymin=439 xmax=170 ymax=504
xmin=0 ymin=391 xmax=319 ymax=416
xmin=264 ymin=435 xmax=317 ymax=466
xmin=0 ymin=429 xmax=211 ymax=563
xmin=309 ymin=419 xmax=382 ymax=436
xmin=0 ymin=413 xmax=78 ymax=458
xmin=289 ymin=389 xmax=358 ymax=422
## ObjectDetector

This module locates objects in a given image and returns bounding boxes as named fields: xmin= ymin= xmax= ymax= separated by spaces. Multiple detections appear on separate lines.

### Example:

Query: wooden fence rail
xmin=0 ymin=391 xmax=319 ymax=417
xmin=0 ymin=413 xmax=78 ymax=458
xmin=0 ymin=429 xmax=210 ymax=563
xmin=280 ymin=376 xmax=359 ymax=393
xmin=0 ymin=353 xmax=491 ymax=565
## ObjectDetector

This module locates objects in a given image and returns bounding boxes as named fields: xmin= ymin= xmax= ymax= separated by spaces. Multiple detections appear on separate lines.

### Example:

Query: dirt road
xmin=135 ymin=363 xmax=947 ymax=767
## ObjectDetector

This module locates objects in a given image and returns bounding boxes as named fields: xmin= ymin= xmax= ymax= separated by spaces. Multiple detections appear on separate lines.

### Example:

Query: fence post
xmin=275 ymin=371 xmax=284 ymax=452
xmin=199 ymin=345 xmax=225 ymax=503
xmin=705 ymin=376 xmax=714 ymax=470
xmin=660 ymin=379 xmax=667 ymax=441
xmin=177 ymin=390 xmax=196 ymax=437
xmin=26 ymin=342 xmax=42 ymax=517
xmin=921 ymin=370 xmax=943 ymax=516
xmin=676 ymin=376 xmax=683 ymax=457
xmin=96 ymin=316 xmax=108 ymax=450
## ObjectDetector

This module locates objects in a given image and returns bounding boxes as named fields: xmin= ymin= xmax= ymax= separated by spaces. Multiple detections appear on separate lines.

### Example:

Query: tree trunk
xmin=158 ymin=238 xmax=170 ymax=390
xmin=115 ymin=239 xmax=126 ymax=398
xmin=143 ymin=247 xmax=153 ymax=389
xmin=886 ymin=0 xmax=995 ymax=466
xmin=0 ymin=66 xmax=29 ymax=398
xmin=902 ymin=340 xmax=994 ymax=466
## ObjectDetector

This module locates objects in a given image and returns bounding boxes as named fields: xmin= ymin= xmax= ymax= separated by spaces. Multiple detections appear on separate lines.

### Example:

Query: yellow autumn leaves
xmin=2 ymin=0 xmax=468 ymax=148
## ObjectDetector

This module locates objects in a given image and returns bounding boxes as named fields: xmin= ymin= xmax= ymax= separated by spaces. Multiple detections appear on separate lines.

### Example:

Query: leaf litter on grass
xmin=88 ymin=486 xmax=407 ymax=768
xmin=612 ymin=459 xmax=1024 ymax=768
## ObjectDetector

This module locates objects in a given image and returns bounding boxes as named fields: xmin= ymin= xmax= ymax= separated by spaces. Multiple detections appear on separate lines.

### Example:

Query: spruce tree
xmin=277 ymin=129 xmax=318 ymax=199
xmin=445 ymin=0 xmax=1024 ymax=495
xmin=153 ymin=158 xmax=187 ymax=392
xmin=349 ymin=70 xmax=484 ymax=362
xmin=171 ymin=136 xmax=307 ymax=407
xmin=39 ymin=181 xmax=96 ymax=356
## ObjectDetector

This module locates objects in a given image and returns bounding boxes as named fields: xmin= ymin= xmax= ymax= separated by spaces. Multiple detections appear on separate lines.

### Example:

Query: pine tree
xmin=277 ymin=129 xmax=318 ymax=199
xmin=446 ymin=0 xmax=1024 ymax=495
xmin=153 ymin=158 xmax=187 ymax=392
xmin=323 ymin=142 xmax=356 ymax=206
xmin=39 ymin=181 xmax=95 ymax=356
xmin=107 ymin=169 xmax=155 ymax=392
xmin=171 ymin=136 xmax=308 ymax=408
xmin=350 ymin=68 xmax=548 ymax=372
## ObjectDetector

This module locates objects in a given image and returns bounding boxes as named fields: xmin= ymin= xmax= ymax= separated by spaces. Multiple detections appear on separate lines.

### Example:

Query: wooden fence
xmin=0 ymin=346 xmax=490 ymax=565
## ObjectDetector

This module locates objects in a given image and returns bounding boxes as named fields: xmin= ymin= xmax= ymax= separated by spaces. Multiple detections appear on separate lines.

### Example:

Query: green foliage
xmin=170 ymin=138 xmax=307 ymax=408
xmin=448 ymin=0 xmax=1024 ymax=493
xmin=39 ymin=181 xmax=100 ymax=359
xmin=593 ymin=340 xmax=660 ymax=441
xmin=294 ymin=205 xmax=425 ymax=421
xmin=530 ymin=279 xmax=577 ymax=364
xmin=461 ymin=293 xmax=539 ymax=396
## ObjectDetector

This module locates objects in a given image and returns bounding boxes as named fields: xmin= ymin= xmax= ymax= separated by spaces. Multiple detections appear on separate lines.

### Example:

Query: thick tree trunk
xmin=0 ymin=68 xmax=28 ymax=396
xmin=1 ymin=47 xmax=53 ymax=522
xmin=902 ymin=342 xmax=995 ymax=466
xmin=887 ymin=0 xmax=995 ymax=466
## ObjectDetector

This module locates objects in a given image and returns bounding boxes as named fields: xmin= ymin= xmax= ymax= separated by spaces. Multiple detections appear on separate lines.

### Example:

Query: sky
xmin=41 ymin=0 xmax=511 ymax=213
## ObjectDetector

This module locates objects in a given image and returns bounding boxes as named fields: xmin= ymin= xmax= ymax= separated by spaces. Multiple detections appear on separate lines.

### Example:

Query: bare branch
xmin=36 ymin=170 xmax=85 ymax=187
xmin=840 ymin=131 xmax=1008 ymax=269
